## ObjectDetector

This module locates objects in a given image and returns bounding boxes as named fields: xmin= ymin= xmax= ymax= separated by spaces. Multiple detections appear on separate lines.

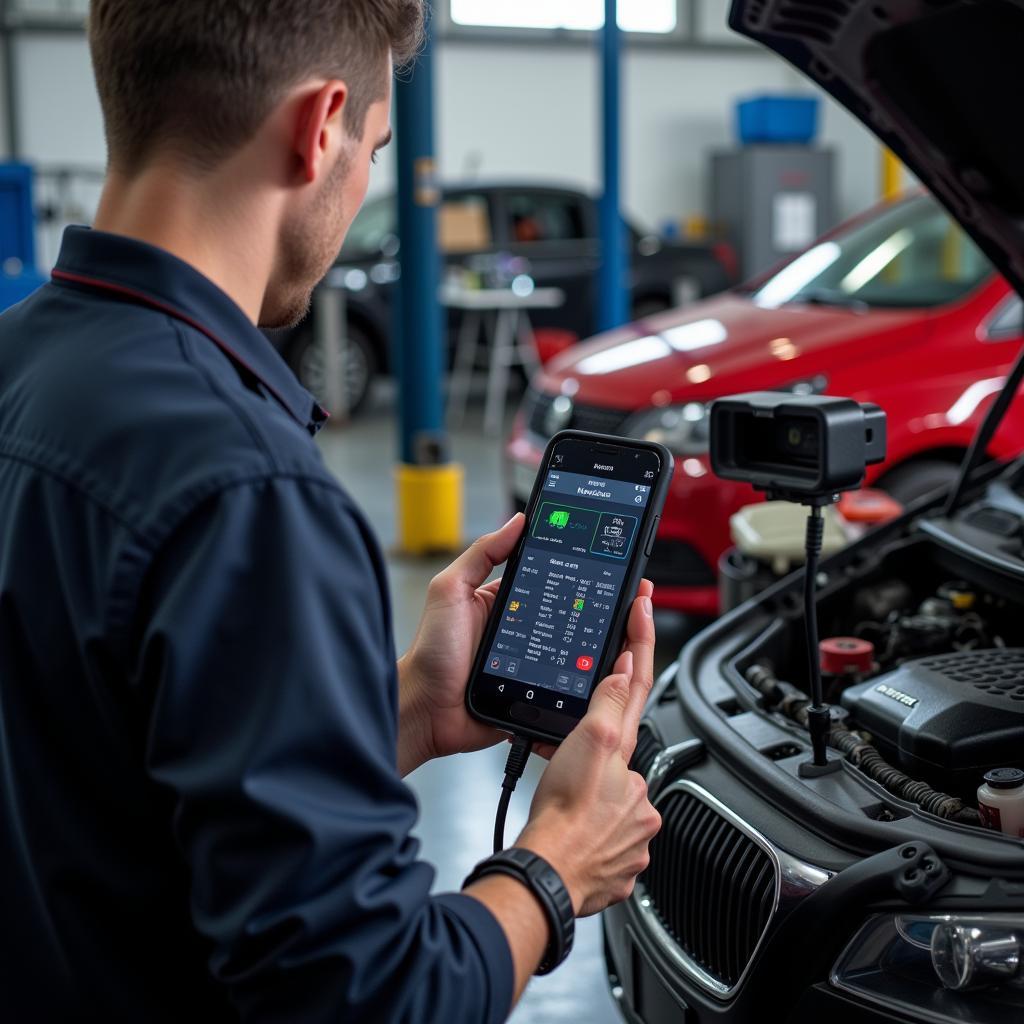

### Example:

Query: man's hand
xmin=464 ymin=587 xmax=660 ymax=999
xmin=397 ymin=514 xmax=525 ymax=776
xmin=514 ymin=589 xmax=661 ymax=916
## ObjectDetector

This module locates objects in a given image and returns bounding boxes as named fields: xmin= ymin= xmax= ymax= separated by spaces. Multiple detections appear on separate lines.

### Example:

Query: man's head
xmin=88 ymin=0 xmax=424 ymax=327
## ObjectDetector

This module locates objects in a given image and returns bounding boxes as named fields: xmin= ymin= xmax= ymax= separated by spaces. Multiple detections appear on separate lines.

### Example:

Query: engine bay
xmin=732 ymin=526 xmax=1024 ymax=835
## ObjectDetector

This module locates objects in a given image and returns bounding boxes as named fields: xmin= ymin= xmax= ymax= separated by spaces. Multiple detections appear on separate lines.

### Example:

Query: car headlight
xmin=623 ymin=403 xmax=709 ymax=454
xmin=832 ymin=913 xmax=1024 ymax=1022
xmin=620 ymin=376 xmax=828 ymax=456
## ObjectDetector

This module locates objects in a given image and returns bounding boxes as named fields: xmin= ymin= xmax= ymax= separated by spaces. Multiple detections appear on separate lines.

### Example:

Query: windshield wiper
xmin=791 ymin=288 xmax=869 ymax=313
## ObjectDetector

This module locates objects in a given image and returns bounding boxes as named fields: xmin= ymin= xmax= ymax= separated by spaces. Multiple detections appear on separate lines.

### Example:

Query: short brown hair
xmin=88 ymin=0 xmax=424 ymax=173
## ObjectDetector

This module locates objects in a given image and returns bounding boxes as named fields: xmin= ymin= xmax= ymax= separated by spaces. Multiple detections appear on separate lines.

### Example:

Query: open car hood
xmin=729 ymin=0 xmax=1024 ymax=302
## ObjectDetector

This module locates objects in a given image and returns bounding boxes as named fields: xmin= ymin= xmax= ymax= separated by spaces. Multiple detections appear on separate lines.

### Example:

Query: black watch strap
xmin=463 ymin=847 xmax=575 ymax=975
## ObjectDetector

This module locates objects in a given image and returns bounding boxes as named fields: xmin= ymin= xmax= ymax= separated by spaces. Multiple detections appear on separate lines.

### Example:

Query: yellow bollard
xmin=881 ymin=148 xmax=902 ymax=203
xmin=395 ymin=462 xmax=465 ymax=555
xmin=941 ymin=224 xmax=962 ymax=282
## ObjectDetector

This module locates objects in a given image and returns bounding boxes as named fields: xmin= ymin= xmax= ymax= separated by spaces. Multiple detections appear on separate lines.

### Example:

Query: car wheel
xmin=878 ymin=458 xmax=962 ymax=505
xmin=290 ymin=321 xmax=377 ymax=416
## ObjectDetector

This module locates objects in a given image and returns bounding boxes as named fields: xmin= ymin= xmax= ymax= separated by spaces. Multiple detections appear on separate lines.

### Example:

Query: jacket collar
xmin=52 ymin=226 xmax=328 ymax=435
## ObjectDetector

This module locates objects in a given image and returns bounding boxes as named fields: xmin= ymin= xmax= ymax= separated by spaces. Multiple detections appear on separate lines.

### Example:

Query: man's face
xmin=261 ymin=75 xmax=393 ymax=329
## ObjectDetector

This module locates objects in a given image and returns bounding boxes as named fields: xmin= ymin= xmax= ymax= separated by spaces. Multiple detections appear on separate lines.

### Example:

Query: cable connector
xmin=805 ymin=504 xmax=825 ymax=560
xmin=493 ymin=736 xmax=533 ymax=853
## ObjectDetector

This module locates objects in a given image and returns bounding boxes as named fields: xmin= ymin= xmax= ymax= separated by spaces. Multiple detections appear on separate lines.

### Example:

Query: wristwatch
xmin=463 ymin=847 xmax=575 ymax=975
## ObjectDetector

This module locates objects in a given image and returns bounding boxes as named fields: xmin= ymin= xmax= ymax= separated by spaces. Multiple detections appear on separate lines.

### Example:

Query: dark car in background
xmin=605 ymin=3 xmax=1024 ymax=1024
xmin=271 ymin=183 xmax=737 ymax=413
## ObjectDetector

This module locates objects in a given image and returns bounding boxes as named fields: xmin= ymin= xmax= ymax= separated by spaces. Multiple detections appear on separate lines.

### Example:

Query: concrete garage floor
xmin=318 ymin=395 xmax=692 ymax=1024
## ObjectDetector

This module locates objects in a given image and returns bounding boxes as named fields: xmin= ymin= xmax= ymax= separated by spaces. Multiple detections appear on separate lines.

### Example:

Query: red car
xmin=506 ymin=190 xmax=1024 ymax=616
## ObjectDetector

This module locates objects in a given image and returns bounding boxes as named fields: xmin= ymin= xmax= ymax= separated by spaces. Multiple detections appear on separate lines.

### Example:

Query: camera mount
xmin=709 ymin=392 xmax=887 ymax=773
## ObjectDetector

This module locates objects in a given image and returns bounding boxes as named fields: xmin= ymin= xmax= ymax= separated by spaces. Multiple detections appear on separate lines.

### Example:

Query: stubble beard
xmin=260 ymin=152 xmax=352 ymax=330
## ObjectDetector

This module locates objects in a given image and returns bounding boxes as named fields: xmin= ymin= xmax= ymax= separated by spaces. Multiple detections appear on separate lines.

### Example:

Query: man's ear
xmin=295 ymin=80 xmax=348 ymax=185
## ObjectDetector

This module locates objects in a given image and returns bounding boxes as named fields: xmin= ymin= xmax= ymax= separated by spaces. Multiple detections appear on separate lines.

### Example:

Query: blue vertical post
xmin=395 ymin=21 xmax=443 ymax=467
xmin=598 ymin=0 xmax=629 ymax=331
xmin=393 ymin=15 xmax=463 ymax=554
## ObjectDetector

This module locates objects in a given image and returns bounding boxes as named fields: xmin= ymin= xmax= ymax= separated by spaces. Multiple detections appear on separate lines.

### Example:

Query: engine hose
xmin=828 ymin=728 xmax=981 ymax=824
xmin=745 ymin=664 xmax=983 ymax=825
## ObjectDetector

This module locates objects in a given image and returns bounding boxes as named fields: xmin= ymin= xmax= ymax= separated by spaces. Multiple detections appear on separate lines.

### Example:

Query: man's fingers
xmin=579 ymin=651 xmax=634 ymax=755
xmin=432 ymin=514 xmax=524 ymax=597
xmin=611 ymin=648 xmax=634 ymax=677
xmin=618 ymin=588 xmax=656 ymax=762
xmin=625 ymin=582 xmax=655 ymax=658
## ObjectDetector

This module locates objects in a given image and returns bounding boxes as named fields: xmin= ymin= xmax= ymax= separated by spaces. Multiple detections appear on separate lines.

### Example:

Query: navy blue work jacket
xmin=0 ymin=227 xmax=512 ymax=1022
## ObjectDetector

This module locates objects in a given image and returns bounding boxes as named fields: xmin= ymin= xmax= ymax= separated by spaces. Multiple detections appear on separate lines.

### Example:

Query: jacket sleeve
xmin=133 ymin=474 xmax=513 ymax=1024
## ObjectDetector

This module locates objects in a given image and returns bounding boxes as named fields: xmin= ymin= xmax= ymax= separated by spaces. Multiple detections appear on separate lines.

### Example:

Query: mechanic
xmin=0 ymin=2 xmax=662 ymax=1021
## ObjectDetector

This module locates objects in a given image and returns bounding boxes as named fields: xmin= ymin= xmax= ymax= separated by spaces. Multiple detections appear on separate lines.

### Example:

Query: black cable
xmin=493 ymin=736 xmax=534 ymax=853
xmin=945 ymin=336 xmax=1024 ymax=515
xmin=803 ymin=505 xmax=830 ymax=767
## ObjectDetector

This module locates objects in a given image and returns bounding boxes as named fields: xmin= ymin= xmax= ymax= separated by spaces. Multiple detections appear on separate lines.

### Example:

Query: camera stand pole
xmin=798 ymin=500 xmax=842 ymax=777
xmin=707 ymin=391 xmax=887 ymax=776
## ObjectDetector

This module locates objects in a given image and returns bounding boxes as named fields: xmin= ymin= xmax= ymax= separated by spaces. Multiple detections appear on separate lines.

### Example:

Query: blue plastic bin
xmin=736 ymin=95 xmax=819 ymax=145
xmin=0 ymin=163 xmax=37 ymax=268
xmin=0 ymin=269 xmax=46 ymax=314
xmin=0 ymin=162 xmax=43 ymax=314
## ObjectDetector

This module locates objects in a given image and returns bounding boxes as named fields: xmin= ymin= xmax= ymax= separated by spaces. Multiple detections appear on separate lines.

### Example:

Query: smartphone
xmin=466 ymin=430 xmax=674 ymax=745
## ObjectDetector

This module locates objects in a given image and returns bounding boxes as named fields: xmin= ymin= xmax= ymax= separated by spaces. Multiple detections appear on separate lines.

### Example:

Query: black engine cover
xmin=841 ymin=648 xmax=1024 ymax=790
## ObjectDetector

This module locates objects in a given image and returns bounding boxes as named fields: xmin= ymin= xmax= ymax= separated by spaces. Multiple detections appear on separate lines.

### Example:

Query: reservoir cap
xmin=820 ymin=636 xmax=874 ymax=676
xmin=983 ymin=767 xmax=1024 ymax=789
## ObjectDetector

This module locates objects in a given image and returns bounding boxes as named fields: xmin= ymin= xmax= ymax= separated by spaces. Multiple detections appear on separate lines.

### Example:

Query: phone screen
xmin=471 ymin=436 xmax=663 ymax=734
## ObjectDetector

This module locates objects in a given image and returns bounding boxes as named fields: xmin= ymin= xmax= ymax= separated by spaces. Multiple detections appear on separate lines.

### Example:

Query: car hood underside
xmin=729 ymin=0 xmax=1024 ymax=302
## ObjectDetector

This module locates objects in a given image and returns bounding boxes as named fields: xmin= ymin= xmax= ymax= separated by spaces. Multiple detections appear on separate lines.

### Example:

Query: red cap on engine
xmin=820 ymin=636 xmax=875 ymax=676
xmin=838 ymin=488 xmax=903 ymax=524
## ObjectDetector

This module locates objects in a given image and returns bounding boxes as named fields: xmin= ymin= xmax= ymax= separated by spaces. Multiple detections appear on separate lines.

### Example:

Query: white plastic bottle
xmin=977 ymin=768 xmax=1024 ymax=837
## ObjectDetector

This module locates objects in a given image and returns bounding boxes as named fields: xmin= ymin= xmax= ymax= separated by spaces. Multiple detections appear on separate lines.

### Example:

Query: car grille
xmin=646 ymin=537 xmax=716 ymax=589
xmin=629 ymin=723 xmax=662 ymax=779
xmin=525 ymin=389 xmax=632 ymax=441
xmin=642 ymin=786 xmax=776 ymax=990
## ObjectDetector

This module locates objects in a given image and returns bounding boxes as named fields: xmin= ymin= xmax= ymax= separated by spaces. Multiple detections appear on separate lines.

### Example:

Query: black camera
xmin=709 ymin=392 xmax=886 ymax=502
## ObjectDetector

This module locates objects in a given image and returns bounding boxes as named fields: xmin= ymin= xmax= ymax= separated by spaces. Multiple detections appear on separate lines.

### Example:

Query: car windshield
xmin=342 ymin=195 xmax=396 ymax=255
xmin=750 ymin=194 xmax=993 ymax=310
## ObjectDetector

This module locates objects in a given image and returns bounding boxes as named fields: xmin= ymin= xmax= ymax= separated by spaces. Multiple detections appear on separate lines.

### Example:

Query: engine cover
xmin=841 ymin=648 xmax=1024 ymax=791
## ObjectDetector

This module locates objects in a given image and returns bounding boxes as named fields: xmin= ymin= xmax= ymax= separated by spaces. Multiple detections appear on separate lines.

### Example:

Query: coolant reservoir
xmin=978 ymin=768 xmax=1024 ymax=838
xmin=730 ymin=501 xmax=847 ymax=576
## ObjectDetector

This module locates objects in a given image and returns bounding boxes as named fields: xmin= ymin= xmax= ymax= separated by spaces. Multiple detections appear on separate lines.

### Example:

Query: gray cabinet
xmin=711 ymin=146 xmax=835 ymax=279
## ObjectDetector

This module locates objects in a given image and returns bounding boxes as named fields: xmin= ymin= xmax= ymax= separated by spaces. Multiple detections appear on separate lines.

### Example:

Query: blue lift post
xmin=393 ymin=16 xmax=463 ymax=554
xmin=598 ymin=0 xmax=629 ymax=332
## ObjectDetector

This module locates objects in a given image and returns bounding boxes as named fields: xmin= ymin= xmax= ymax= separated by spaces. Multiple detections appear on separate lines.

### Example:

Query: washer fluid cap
xmin=820 ymin=636 xmax=874 ymax=675
xmin=983 ymin=767 xmax=1024 ymax=789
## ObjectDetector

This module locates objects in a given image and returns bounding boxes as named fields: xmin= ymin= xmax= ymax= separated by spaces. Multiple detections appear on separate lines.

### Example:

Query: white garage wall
xmin=15 ymin=32 xmax=105 ymax=165
xmin=410 ymin=42 xmax=883 ymax=230
xmin=3 ymin=28 xmax=887 ymax=259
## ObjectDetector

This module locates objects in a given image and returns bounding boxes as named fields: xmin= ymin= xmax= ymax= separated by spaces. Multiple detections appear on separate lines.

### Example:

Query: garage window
xmin=449 ymin=0 xmax=678 ymax=34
